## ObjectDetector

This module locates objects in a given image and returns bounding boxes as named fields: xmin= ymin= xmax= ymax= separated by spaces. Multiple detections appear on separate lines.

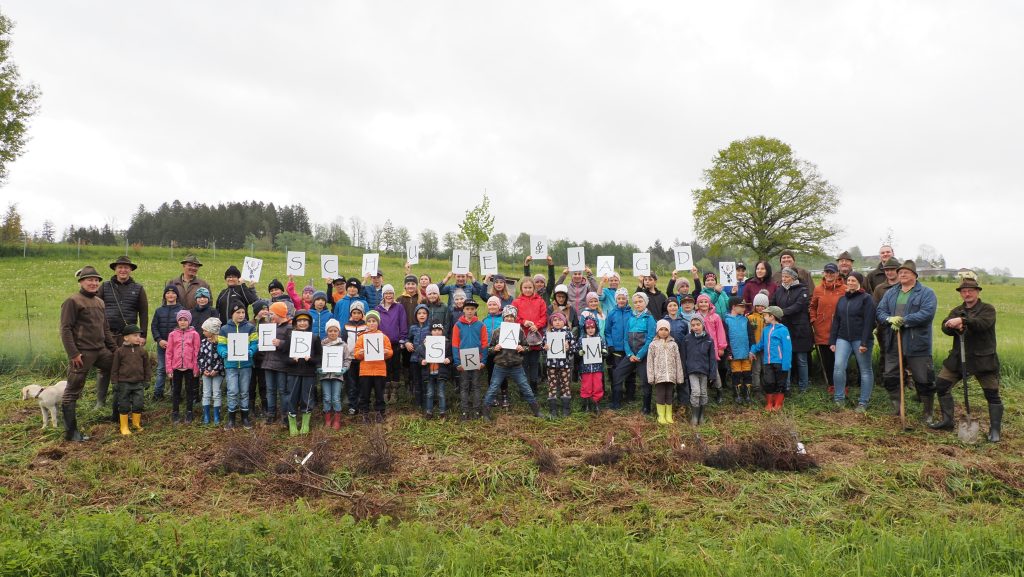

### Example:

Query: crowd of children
xmin=106 ymin=255 xmax=886 ymax=436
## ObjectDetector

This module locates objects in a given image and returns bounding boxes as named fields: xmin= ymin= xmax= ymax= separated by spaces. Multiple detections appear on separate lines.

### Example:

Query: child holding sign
xmin=577 ymin=318 xmax=606 ymax=413
xmin=418 ymin=322 xmax=451 ymax=418
xmin=342 ymin=302 xmax=367 ymax=414
xmin=217 ymin=303 xmax=257 ymax=429
xmin=259 ymin=302 xmax=293 ymax=426
xmin=319 ymin=318 xmax=350 ymax=430
xmin=284 ymin=310 xmax=322 ymax=435
xmin=353 ymin=310 xmax=394 ymax=417
xmin=452 ymin=299 xmax=488 ymax=420
xmin=544 ymin=312 xmax=577 ymax=418
xmin=480 ymin=306 xmax=542 ymax=420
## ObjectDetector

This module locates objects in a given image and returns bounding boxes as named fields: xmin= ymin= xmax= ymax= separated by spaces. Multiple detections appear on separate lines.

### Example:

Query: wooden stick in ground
xmin=896 ymin=328 xmax=906 ymax=430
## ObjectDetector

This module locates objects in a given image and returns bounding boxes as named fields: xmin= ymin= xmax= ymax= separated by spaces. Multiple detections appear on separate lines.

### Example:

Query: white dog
xmin=21 ymin=381 xmax=67 ymax=429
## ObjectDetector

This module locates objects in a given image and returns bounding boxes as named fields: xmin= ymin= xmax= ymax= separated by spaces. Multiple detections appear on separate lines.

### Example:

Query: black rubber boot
xmin=988 ymin=403 xmax=1003 ymax=442
xmin=529 ymin=401 xmax=542 ymax=417
xmin=887 ymin=387 xmax=901 ymax=415
xmin=929 ymin=395 xmax=955 ymax=430
xmin=561 ymin=397 xmax=571 ymax=417
xmin=62 ymin=403 xmax=89 ymax=442
xmin=713 ymin=387 xmax=722 ymax=405
xmin=918 ymin=392 xmax=935 ymax=425
xmin=734 ymin=385 xmax=742 ymax=404
xmin=225 ymin=410 xmax=236 ymax=430
xmin=689 ymin=405 xmax=699 ymax=426
xmin=482 ymin=404 xmax=492 ymax=422
xmin=745 ymin=384 xmax=752 ymax=403
xmin=548 ymin=398 xmax=559 ymax=419
xmin=593 ymin=399 xmax=601 ymax=415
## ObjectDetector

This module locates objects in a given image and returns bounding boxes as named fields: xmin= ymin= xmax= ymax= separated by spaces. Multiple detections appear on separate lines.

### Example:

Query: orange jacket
xmin=353 ymin=329 xmax=393 ymax=376
xmin=809 ymin=278 xmax=845 ymax=345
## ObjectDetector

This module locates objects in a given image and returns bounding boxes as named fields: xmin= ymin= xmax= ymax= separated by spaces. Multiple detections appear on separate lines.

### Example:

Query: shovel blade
xmin=958 ymin=419 xmax=981 ymax=444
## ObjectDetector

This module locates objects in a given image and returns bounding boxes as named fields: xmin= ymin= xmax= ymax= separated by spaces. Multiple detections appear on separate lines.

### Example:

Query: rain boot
xmin=119 ymin=414 xmax=132 ymax=436
xmin=561 ymin=397 xmax=571 ymax=418
xmin=288 ymin=413 xmax=299 ymax=436
xmin=734 ymin=385 xmax=742 ymax=404
xmin=656 ymin=404 xmax=666 ymax=424
xmin=63 ymin=403 xmax=89 ymax=442
xmin=690 ymin=405 xmax=699 ymax=426
xmin=745 ymin=384 xmax=752 ymax=404
xmin=332 ymin=411 xmax=341 ymax=430
xmin=918 ymin=392 xmax=935 ymax=426
xmin=529 ymin=401 xmax=542 ymax=417
xmin=265 ymin=408 xmax=276 ymax=425
xmin=697 ymin=405 xmax=707 ymax=425
xmin=202 ymin=405 xmax=211 ymax=425
xmin=241 ymin=410 xmax=252 ymax=429
xmin=713 ymin=386 xmax=722 ymax=405
xmin=325 ymin=411 xmax=332 ymax=428
xmin=887 ymin=387 xmax=901 ymax=415
xmin=482 ymin=404 xmax=493 ymax=422
xmin=593 ymin=399 xmax=601 ymax=415
xmin=225 ymin=410 xmax=236 ymax=430
xmin=548 ymin=398 xmax=559 ymax=419
xmin=775 ymin=393 xmax=785 ymax=411
xmin=988 ymin=403 xmax=1003 ymax=443
xmin=213 ymin=406 xmax=221 ymax=426
xmin=929 ymin=394 xmax=955 ymax=430
xmin=765 ymin=393 xmax=775 ymax=411
xmin=665 ymin=404 xmax=674 ymax=424
xmin=300 ymin=412 xmax=311 ymax=435
xmin=131 ymin=413 xmax=144 ymax=432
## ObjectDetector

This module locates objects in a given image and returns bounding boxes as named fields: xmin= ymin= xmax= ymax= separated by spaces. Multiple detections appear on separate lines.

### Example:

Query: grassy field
xmin=1 ymin=245 xmax=1022 ymax=575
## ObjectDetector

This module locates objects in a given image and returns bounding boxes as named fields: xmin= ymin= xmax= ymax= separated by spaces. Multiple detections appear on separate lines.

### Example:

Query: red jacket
xmin=512 ymin=293 xmax=548 ymax=349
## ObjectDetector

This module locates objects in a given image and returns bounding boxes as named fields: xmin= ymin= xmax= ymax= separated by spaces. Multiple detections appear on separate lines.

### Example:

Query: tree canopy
xmin=0 ymin=12 xmax=40 ymax=185
xmin=691 ymin=136 xmax=841 ymax=263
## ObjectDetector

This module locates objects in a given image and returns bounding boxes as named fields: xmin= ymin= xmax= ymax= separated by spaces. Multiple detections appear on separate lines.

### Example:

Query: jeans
xmin=154 ymin=347 xmax=167 ymax=397
xmin=484 ymin=365 xmax=537 ymax=406
xmin=612 ymin=356 xmax=649 ymax=411
xmin=425 ymin=372 xmax=447 ymax=414
xmin=264 ymin=369 xmax=287 ymax=414
xmin=225 ymin=367 xmax=251 ymax=413
xmin=788 ymin=351 xmax=809 ymax=392
xmin=202 ymin=374 xmax=224 ymax=407
xmin=322 ymin=378 xmax=343 ymax=412
xmin=460 ymin=368 xmax=482 ymax=416
xmin=833 ymin=340 xmax=874 ymax=405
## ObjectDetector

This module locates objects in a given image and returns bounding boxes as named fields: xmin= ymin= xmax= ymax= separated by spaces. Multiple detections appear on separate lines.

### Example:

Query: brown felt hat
xmin=956 ymin=278 xmax=982 ymax=291
xmin=180 ymin=254 xmax=203 ymax=266
xmin=897 ymin=260 xmax=918 ymax=277
xmin=837 ymin=251 xmax=854 ymax=262
xmin=109 ymin=255 xmax=138 ymax=270
xmin=76 ymin=266 xmax=103 ymax=281
xmin=881 ymin=257 xmax=901 ymax=270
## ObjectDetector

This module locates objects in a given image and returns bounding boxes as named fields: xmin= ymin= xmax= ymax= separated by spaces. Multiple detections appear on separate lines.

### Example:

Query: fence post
xmin=24 ymin=290 xmax=32 ymax=356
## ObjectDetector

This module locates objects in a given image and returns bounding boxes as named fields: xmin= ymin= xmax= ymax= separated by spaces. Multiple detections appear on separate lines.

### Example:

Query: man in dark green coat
xmin=929 ymin=276 xmax=1002 ymax=442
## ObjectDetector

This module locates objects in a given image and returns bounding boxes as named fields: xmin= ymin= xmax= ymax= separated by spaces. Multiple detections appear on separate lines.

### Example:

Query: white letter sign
xmin=582 ymin=337 xmax=602 ymax=365
xmin=320 ymin=255 xmax=339 ymax=280
xmin=289 ymin=331 xmax=312 ymax=359
xmin=361 ymin=253 xmax=380 ymax=278
xmin=322 ymin=346 xmax=344 ymax=372
xmin=567 ymin=247 xmax=585 ymax=272
xmin=596 ymin=256 xmax=615 ymax=277
xmin=406 ymin=241 xmax=419 ymax=265
xmin=547 ymin=331 xmax=567 ymax=359
xmin=673 ymin=246 xmax=693 ymax=272
xmin=479 ymin=250 xmax=498 ymax=276
xmin=459 ymin=347 xmax=481 ymax=371
xmin=227 ymin=333 xmax=249 ymax=362
xmin=286 ymin=251 xmax=306 ymax=276
xmin=362 ymin=332 xmax=385 ymax=361
xmin=632 ymin=253 xmax=651 ymax=277
xmin=424 ymin=335 xmax=447 ymax=362
xmin=530 ymin=235 xmax=547 ymax=260
xmin=499 ymin=322 xmax=522 ymax=350
xmin=258 ymin=324 xmax=276 ymax=352
xmin=451 ymin=249 xmax=471 ymax=274
xmin=241 ymin=257 xmax=263 ymax=283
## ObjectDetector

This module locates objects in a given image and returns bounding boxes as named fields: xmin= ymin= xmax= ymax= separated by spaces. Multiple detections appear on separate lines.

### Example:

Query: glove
xmin=886 ymin=316 xmax=904 ymax=330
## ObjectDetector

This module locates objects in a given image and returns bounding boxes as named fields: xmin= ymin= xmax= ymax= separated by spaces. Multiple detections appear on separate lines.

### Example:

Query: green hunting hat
xmin=122 ymin=324 xmax=141 ymax=335
xmin=882 ymin=257 xmax=901 ymax=270
xmin=109 ymin=255 xmax=138 ymax=270
xmin=955 ymin=278 xmax=982 ymax=292
xmin=897 ymin=260 xmax=918 ymax=277
xmin=180 ymin=254 xmax=203 ymax=266
xmin=76 ymin=266 xmax=102 ymax=281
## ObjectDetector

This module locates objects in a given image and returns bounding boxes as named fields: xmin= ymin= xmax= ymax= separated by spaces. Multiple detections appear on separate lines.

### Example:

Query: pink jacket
xmin=700 ymin=310 xmax=728 ymax=360
xmin=166 ymin=327 xmax=200 ymax=375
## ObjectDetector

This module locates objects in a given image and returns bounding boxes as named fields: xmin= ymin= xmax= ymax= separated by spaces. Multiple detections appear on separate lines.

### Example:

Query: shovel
xmin=956 ymin=329 xmax=981 ymax=444
xmin=895 ymin=329 xmax=909 ymax=430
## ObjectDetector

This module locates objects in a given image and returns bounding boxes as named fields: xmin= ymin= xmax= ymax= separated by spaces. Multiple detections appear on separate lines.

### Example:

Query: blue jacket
xmin=723 ymin=313 xmax=755 ymax=359
xmin=309 ymin=307 xmax=332 ymax=340
xmin=408 ymin=321 xmax=430 ymax=364
xmin=217 ymin=320 xmax=258 ymax=369
xmin=700 ymin=287 xmax=730 ymax=317
xmin=876 ymin=281 xmax=937 ymax=357
xmin=440 ymin=281 xmax=486 ymax=307
xmin=151 ymin=302 xmax=184 ymax=343
xmin=482 ymin=313 xmax=503 ymax=344
xmin=599 ymin=287 xmax=618 ymax=318
xmin=623 ymin=309 xmax=657 ymax=360
xmin=604 ymin=304 xmax=632 ymax=352
xmin=829 ymin=290 xmax=875 ymax=348
xmin=663 ymin=313 xmax=689 ymax=350
xmin=361 ymin=284 xmax=384 ymax=310
xmin=751 ymin=323 xmax=793 ymax=371
xmin=682 ymin=330 xmax=718 ymax=377
xmin=452 ymin=316 xmax=488 ymax=366
xmin=332 ymin=294 xmax=368 ymax=328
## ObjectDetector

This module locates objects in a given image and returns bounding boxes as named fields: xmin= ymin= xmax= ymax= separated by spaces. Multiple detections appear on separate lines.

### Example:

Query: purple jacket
xmin=374 ymin=301 xmax=409 ymax=347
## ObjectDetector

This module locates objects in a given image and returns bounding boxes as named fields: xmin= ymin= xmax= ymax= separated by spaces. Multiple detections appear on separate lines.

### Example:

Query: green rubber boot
xmin=300 ymin=412 xmax=311 ymax=435
xmin=288 ymin=413 xmax=298 ymax=436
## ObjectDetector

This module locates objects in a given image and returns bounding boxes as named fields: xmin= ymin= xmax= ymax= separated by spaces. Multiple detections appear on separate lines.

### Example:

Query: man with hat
xmin=929 ymin=274 xmax=1002 ymax=441
xmin=60 ymin=266 xmax=117 ymax=442
xmin=865 ymin=245 xmax=896 ymax=293
xmin=95 ymin=255 xmax=149 ymax=412
xmin=216 ymin=264 xmax=258 ymax=324
xmin=168 ymin=254 xmax=211 ymax=309
xmin=836 ymin=251 xmax=856 ymax=278
xmin=876 ymin=260 xmax=938 ymax=422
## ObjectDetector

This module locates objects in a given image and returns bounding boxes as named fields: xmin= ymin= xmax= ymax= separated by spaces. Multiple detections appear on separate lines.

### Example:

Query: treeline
xmin=123 ymin=201 xmax=313 ymax=249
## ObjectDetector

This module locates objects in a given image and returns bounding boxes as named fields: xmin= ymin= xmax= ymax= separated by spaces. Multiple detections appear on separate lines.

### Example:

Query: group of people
xmin=56 ymin=245 xmax=1003 ymax=443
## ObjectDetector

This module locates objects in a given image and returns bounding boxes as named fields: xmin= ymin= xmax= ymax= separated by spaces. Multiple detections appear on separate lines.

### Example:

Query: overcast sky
xmin=4 ymin=1 xmax=1021 ymax=273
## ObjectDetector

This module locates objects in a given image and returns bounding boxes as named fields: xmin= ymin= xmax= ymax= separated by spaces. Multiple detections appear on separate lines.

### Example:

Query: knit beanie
xmin=550 ymin=311 xmax=567 ymax=324
xmin=586 ymin=291 xmax=600 ymax=302
xmin=365 ymin=310 xmax=381 ymax=322
xmin=453 ymin=288 xmax=467 ymax=300
xmin=268 ymin=302 xmax=288 ymax=318
xmin=195 ymin=287 xmax=211 ymax=299
xmin=312 ymin=291 xmax=328 ymax=303
xmin=656 ymin=319 xmax=671 ymax=332
xmin=780 ymin=267 xmax=798 ymax=280
xmin=268 ymin=278 xmax=284 ymax=292
xmin=426 ymin=284 xmax=440 ymax=296
xmin=615 ymin=287 xmax=629 ymax=298
xmin=175 ymin=309 xmax=192 ymax=323
xmin=487 ymin=296 xmax=502 ymax=308
xmin=752 ymin=292 xmax=770 ymax=308
xmin=382 ymin=284 xmax=395 ymax=295
xmin=302 ymin=283 xmax=315 ymax=295
xmin=696 ymin=294 xmax=712 ymax=306
xmin=632 ymin=292 xmax=649 ymax=306
xmin=349 ymin=301 xmax=366 ymax=313
xmin=201 ymin=317 xmax=222 ymax=334
xmin=325 ymin=318 xmax=341 ymax=332
xmin=224 ymin=265 xmax=241 ymax=279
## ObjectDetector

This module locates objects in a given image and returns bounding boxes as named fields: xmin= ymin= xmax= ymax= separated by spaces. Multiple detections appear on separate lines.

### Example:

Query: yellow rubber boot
xmin=131 ymin=413 xmax=143 ymax=432
xmin=656 ymin=404 xmax=667 ymax=425
xmin=119 ymin=414 xmax=132 ymax=436
xmin=665 ymin=404 xmax=674 ymax=424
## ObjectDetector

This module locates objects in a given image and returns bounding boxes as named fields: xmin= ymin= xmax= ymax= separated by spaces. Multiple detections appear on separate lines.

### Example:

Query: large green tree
xmin=457 ymin=193 xmax=495 ymax=254
xmin=0 ymin=12 xmax=40 ymax=185
xmin=692 ymin=136 xmax=840 ymax=262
